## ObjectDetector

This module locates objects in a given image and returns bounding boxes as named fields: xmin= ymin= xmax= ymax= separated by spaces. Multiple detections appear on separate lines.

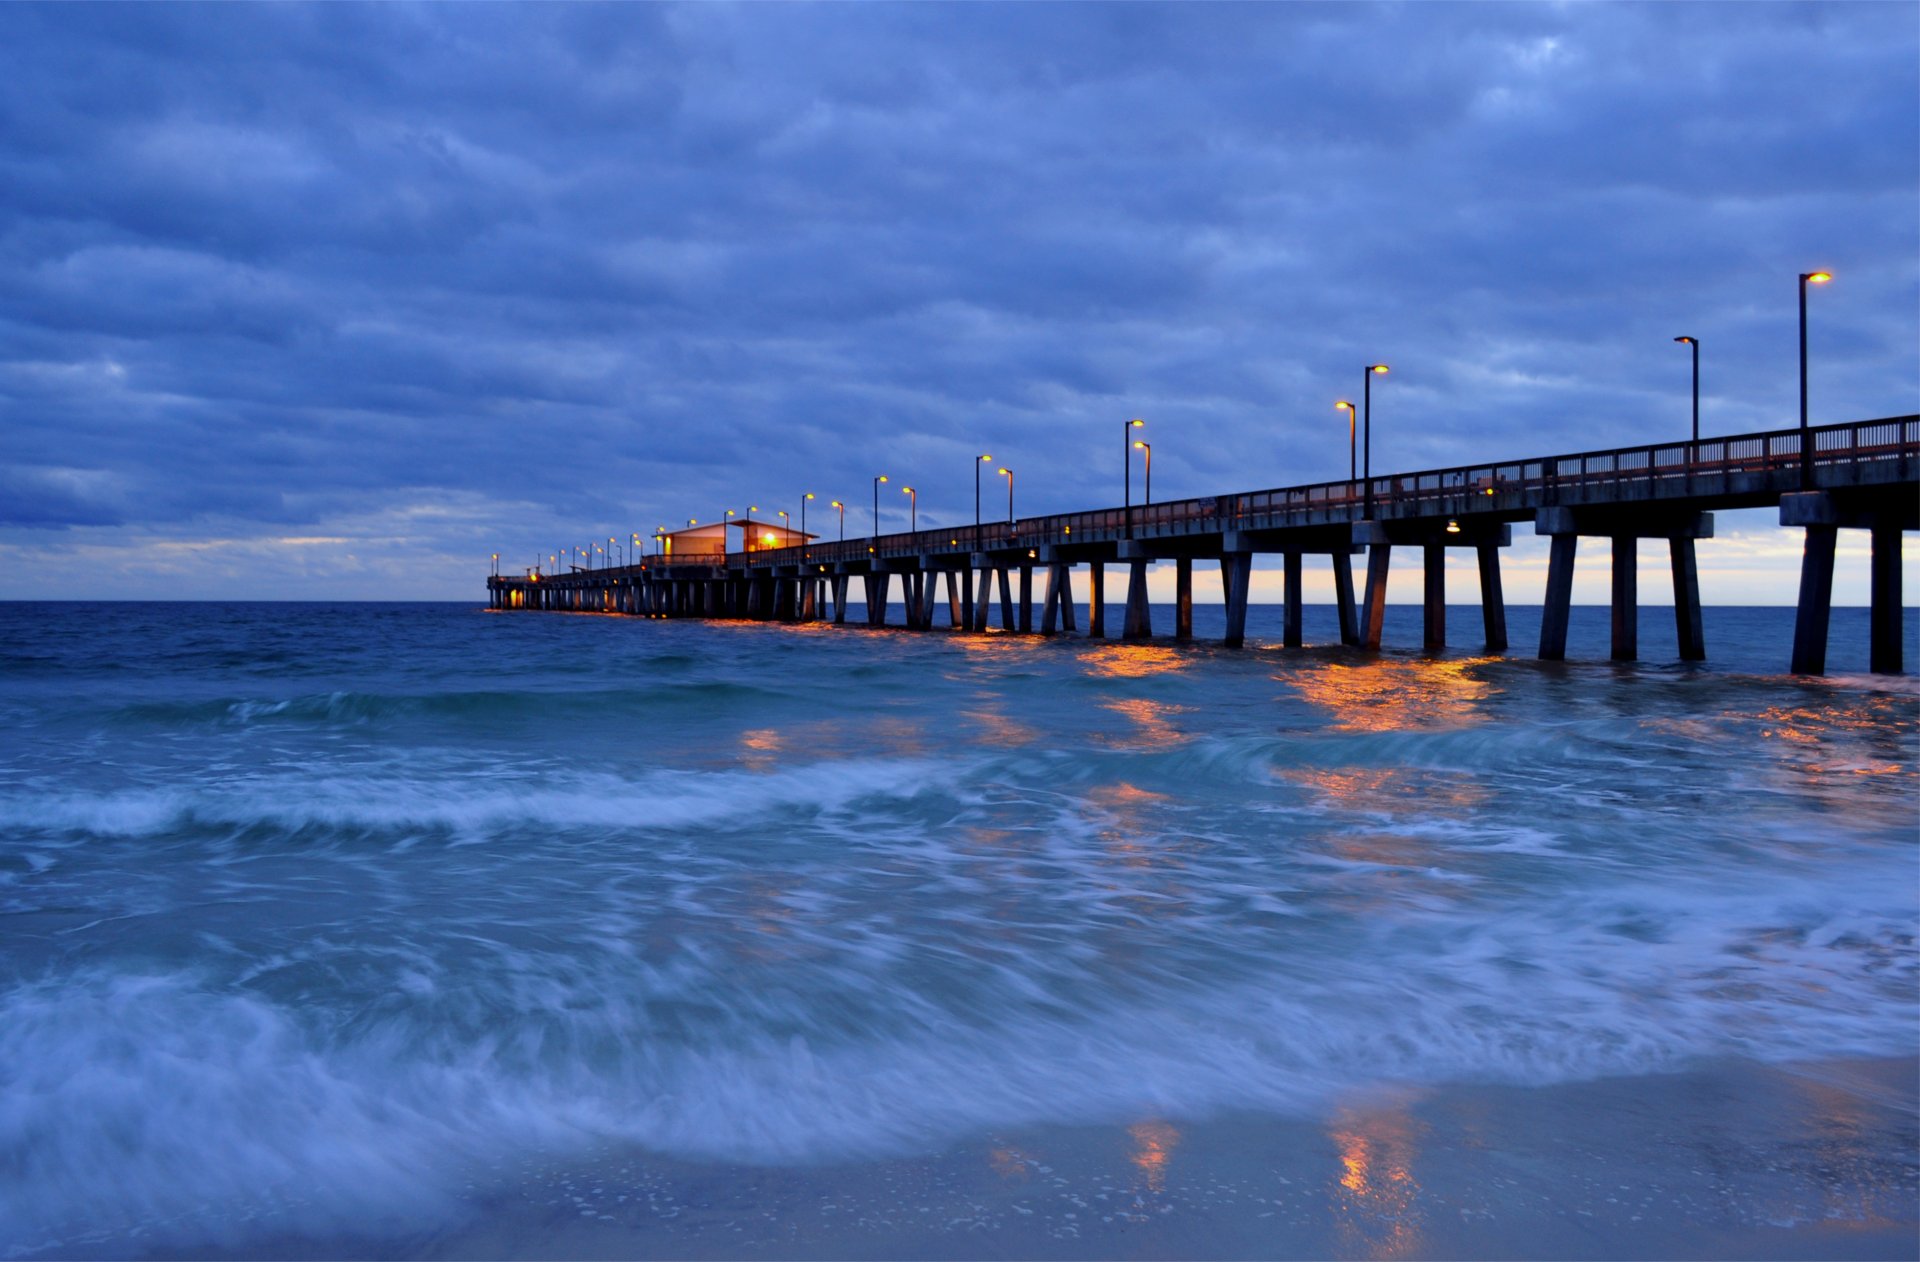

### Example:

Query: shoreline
xmin=119 ymin=1054 xmax=1916 ymax=1262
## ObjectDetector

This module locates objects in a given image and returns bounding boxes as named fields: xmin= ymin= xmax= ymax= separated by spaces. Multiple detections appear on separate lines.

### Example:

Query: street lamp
xmin=801 ymin=492 xmax=814 ymax=539
xmin=1124 ymin=418 xmax=1145 ymax=536
xmin=974 ymin=453 xmax=992 ymax=548
xmin=831 ymin=500 xmax=845 ymax=541
xmin=491 ymin=552 xmax=498 ymax=577
xmin=1133 ymin=440 xmax=1151 ymax=505
xmin=902 ymin=485 xmax=917 ymax=532
xmin=1673 ymin=337 xmax=1700 ymax=449
xmin=1363 ymin=365 xmax=1389 ymax=517
xmin=1799 ymin=270 xmax=1831 ymax=485
xmin=998 ymin=467 xmax=1013 ymax=525
xmin=777 ymin=509 xmax=789 ymax=545
xmin=1336 ymin=401 xmax=1357 ymax=482
xmin=872 ymin=475 xmax=888 ymax=537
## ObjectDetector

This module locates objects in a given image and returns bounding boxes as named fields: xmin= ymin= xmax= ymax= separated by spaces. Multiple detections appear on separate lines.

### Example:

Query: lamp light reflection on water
xmin=1329 ymin=1098 xmax=1427 ymax=1260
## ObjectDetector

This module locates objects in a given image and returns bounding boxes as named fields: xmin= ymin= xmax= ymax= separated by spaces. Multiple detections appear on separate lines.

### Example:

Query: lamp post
xmin=872 ymin=475 xmax=888 ymax=538
xmin=1133 ymin=440 xmax=1151 ymax=505
xmin=801 ymin=492 xmax=814 ymax=539
xmin=609 ymin=536 xmax=617 ymax=569
xmin=1124 ymin=418 xmax=1145 ymax=536
xmin=491 ymin=552 xmax=498 ymax=578
xmin=831 ymin=500 xmax=845 ymax=541
xmin=1799 ymin=270 xmax=1831 ymax=487
xmin=998 ymin=467 xmax=1013 ymax=525
xmin=974 ymin=453 xmax=992 ymax=549
xmin=1336 ymin=401 xmax=1356 ymax=482
xmin=777 ymin=509 xmax=789 ymax=546
xmin=1673 ymin=336 xmax=1700 ymax=451
xmin=902 ymin=485 xmax=917 ymax=532
xmin=1363 ymin=365 xmax=1389 ymax=517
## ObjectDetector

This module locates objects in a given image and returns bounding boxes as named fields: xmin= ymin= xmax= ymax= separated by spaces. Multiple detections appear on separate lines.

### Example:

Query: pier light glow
xmin=1806 ymin=271 xmax=1832 ymax=284
xmin=1371 ymin=364 xmax=1390 ymax=375
xmin=1446 ymin=519 xmax=1461 ymax=533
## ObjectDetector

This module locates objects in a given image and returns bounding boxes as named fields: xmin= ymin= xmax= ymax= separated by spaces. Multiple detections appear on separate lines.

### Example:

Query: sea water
xmin=1 ymin=601 xmax=1914 ymax=1256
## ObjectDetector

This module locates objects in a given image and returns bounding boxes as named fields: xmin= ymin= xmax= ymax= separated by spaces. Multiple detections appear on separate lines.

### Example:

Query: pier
xmin=490 ymin=415 xmax=1918 ymax=675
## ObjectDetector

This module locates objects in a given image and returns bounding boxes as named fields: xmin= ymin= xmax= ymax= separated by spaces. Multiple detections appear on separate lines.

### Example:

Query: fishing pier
xmin=489 ymin=415 xmax=1917 ymax=675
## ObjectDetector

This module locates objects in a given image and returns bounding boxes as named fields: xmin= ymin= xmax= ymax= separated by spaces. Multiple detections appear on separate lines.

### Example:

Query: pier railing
xmin=589 ymin=415 xmax=1916 ymax=575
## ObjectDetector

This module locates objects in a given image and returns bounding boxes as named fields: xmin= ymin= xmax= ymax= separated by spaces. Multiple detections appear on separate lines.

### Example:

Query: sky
xmin=1 ymin=2 xmax=1915 ymax=604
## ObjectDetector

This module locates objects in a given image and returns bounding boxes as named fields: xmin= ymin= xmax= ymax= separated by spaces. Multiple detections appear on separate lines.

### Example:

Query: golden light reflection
xmin=1128 ymin=1120 xmax=1180 ymax=1194
xmin=1086 ymin=782 xmax=1171 ymax=807
xmin=740 ymin=727 xmax=782 ymax=773
xmin=988 ymin=1145 xmax=1035 ymax=1181
xmin=1287 ymin=659 xmax=1493 ymax=733
xmin=1328 ymin=1097 xmax=1427 ymax=1259
xmin=1779 ymin=1069 xmax=1910 ymax=1230
xmin=1753 ymin=701 xmax=1912 ymax=818
xmin=1100 ymin=697 xmax=1190 ymax=748
xmin=1083 ymin=644 xmax=1191 ymax=679
xmin=961 ymin=707 xmax=1039 ymax=747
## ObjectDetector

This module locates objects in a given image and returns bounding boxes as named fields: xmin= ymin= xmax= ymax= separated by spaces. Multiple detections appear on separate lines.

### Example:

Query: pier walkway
xmin=490 ymin=415 xmax=1918 ymax=675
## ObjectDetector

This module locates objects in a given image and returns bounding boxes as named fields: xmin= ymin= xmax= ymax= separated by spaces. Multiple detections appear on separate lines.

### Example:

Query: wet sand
xmin=212 ymin=1055 xmax=1917 ymax=1261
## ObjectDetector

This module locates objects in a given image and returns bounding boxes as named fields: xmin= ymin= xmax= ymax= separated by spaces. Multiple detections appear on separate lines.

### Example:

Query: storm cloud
xmin=1 ymin=3 xmax=1914 ymax=598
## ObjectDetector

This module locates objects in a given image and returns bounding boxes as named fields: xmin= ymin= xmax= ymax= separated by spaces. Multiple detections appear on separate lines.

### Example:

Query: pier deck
xmin=490 ymin=415 xmax=1918 ymax=674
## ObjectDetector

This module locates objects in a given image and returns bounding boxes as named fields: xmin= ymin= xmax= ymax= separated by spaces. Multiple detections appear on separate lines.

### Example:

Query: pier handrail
xmin=711 ymin=414 xmax=1917 ymax=570
xmin=510 ymin=415 xmax=1915 ymax=577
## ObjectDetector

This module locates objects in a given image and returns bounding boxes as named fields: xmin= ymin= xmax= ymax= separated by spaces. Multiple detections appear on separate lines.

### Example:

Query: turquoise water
xmin=1 ymin=601 xmax=1914 ymax=1256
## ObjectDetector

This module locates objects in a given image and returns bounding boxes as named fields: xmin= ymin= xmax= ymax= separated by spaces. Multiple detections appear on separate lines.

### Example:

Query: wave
xmin=3 ymin=757 xmax=944 ymax=844
xmin=3 ymin=856 xmax=1912 ymax=1253
xmin=100 ymin=681 xmax=803 ymax=731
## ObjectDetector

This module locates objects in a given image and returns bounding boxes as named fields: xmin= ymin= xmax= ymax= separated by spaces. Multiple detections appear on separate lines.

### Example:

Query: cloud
xmin=0 ymin=2 xmax=1913 ymax=598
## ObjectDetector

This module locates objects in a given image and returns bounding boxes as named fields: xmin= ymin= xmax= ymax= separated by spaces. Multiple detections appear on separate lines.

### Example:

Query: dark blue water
xmin=1 ymin=601 xmax=1914 ymax=1256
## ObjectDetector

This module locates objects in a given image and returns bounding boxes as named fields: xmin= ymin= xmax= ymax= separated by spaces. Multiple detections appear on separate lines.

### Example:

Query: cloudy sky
xmin=2 ymin=2 xmax=1914 ymax=603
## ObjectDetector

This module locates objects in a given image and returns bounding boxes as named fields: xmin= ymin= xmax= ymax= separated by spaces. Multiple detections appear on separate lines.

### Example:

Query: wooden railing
xmin=536 ymin=416 xmax=1916 ymax=578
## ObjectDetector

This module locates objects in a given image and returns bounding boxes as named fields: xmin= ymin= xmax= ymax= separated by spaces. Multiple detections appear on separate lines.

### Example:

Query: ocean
xmin=2 ymin=600 xmax=1915 ymax=1259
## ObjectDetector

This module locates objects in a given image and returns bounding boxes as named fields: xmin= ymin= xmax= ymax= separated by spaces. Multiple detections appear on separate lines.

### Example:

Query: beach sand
xmin=203 ymin=1055 xmax=1917 ymax=1261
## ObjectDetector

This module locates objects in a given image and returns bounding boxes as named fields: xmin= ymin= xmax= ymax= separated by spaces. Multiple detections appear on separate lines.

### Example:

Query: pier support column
xmin=1221 ymin=552 xmax=1253 ymax=648
xmin=1791 ymin=526 xmax=1838 ymax=676
xmin=1610 ymin=536 xmax=1638 ymax=661
xmin=1360 ymin=543 xmax=1391 ymax=651
xmin=998 ymin=568 xmax=1016 ymax=631
xmin=1332 ymin=550 xmax=1359 ymax=647
xmin=1423 ymin=542 xmax=1446 ymax=651
xmin=1040 ymin=563 xmax=1076 ymax=634
xmin=1175 ymin=558 xmax=1193 ymax=640
xmin=1670 ymin=538 xmax=1705 ymax=662
xmin=974 ymin=567 xmax=993 ymax=632
xmin=961 ymin=569 xmax=976 ymax=631
xmin=1477 ymin=543 xmax=1508 ymax=653
xmin=1282 ymin=552 xmax=1303 ymax=648
xmin=1122 ymin=559 xmax=1152 ymax=639
xmin=945 ymin=571 xmax=964 ymax=628
xmin=1539 ymin=534 xmax=1577 ymax=661
xmin=1871 ymin=519 xmax=1904 ymax=675
xmin=1019 ymin=566 xmax=1034 ymax=633
xmin=1087 ymin=563 xmax=1106 ymax=638
xmin=832 ymin=577 xmax=849 ymax=624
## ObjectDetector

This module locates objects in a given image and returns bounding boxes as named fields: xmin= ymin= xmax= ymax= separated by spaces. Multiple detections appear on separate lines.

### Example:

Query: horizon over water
xmin=2 ymin=600 xmax=1914 ymax=1258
